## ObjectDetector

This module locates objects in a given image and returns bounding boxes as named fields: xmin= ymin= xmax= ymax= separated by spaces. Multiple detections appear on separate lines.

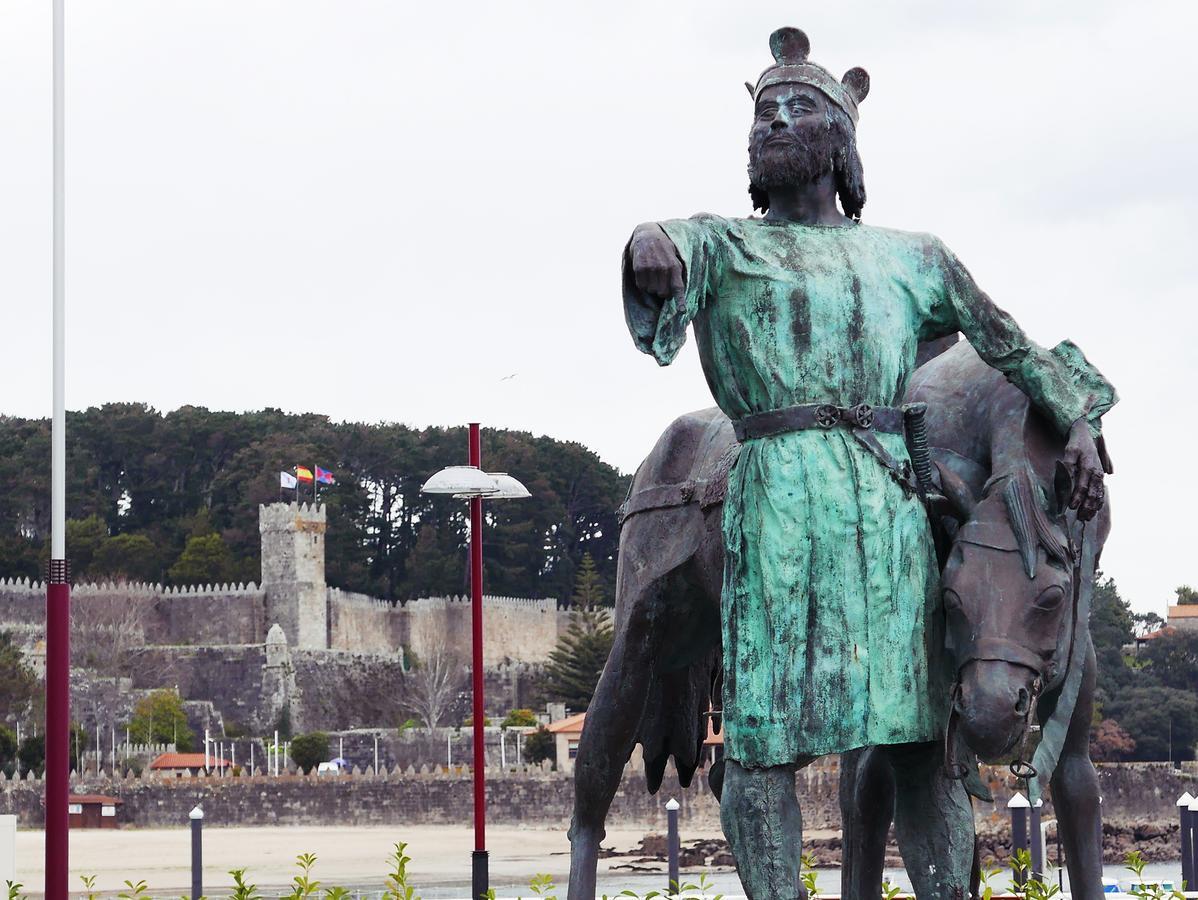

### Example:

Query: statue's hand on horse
xmin=629 ymin=223 xmax=685 ymax=299
xmin=1063 ymin=418 xmax=1107 ymax=521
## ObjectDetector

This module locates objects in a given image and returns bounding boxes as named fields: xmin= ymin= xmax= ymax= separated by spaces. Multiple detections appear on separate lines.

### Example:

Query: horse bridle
xmin=944 ymin=515 xmax=1086 ymax=782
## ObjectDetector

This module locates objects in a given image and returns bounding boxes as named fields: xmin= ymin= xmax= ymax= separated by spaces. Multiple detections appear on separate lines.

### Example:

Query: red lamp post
xmin=420 ymin=424 xmax=529 ymax=899
xmin=47 ymin=0 xmax=71 ymax=894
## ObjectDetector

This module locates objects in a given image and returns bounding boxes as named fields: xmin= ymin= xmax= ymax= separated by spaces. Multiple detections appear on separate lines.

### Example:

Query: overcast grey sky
xmin=2 ymin=1 xmax=1195 ymax=616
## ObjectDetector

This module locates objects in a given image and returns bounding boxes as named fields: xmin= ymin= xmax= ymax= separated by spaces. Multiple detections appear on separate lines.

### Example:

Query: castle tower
xmin=259 ymin=502 xmax=328 ymax=650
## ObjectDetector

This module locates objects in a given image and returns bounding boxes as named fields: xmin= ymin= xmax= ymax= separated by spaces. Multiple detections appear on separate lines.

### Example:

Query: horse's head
xmin=938 ymin=462 xmax=1077 ymax=763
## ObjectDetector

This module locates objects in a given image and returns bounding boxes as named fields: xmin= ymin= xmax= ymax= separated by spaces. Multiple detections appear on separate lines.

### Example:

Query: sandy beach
xmin=14 ymin=824 xmax=678 ymax=894
xmin=9 ymin=822 xmax=1188 ymax=896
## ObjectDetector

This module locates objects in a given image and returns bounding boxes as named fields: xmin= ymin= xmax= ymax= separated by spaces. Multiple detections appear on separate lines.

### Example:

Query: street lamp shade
xmin=478 ymin=473 xmax=531 ymax=500
xmin=420 ymin=466 xmax=499 ymax=497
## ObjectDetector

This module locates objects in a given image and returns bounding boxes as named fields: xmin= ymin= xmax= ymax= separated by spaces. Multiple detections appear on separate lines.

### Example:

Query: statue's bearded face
xmin=748 ymin=84 xmax=836 ymax=190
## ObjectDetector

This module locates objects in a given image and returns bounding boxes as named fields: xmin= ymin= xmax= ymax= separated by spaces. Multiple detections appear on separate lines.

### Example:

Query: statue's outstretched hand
xmin=1063 ymin=419 xmax=1105 ymax=521
xmin=630 ymin=223 xmax=685 ymax=299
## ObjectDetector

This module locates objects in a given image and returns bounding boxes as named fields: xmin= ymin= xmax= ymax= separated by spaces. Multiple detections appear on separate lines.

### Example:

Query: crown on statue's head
xmin=746 ymin=27 xmax=870 ymax=124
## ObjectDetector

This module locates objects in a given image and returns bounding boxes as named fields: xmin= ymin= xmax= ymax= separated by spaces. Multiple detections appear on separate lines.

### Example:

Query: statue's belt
xmin=734 ymin=403 xmax=921 ymax=496
xmin=732 ymin=403 xmax=904 ymax=441
xmin=619 ymin=403 xmax=926 ymax=527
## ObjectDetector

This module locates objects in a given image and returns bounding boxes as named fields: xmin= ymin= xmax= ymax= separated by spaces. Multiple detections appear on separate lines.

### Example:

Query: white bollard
xmin=0 ymin=815 xmax=15 ymax=882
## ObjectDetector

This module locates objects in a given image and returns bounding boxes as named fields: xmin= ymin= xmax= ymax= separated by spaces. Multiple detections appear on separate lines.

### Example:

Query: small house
xmin=546 ymin=713 xmax=647 ymax=775
xmin=1168 ymin=605 xmax=1198 ymax=633
xmin=68 ymin=794 xmax=121 ymax=829
xmin=546 ymin=713 xmax=587 ymax=773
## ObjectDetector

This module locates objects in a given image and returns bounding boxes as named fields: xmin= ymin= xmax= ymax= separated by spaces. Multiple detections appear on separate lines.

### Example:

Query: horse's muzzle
xmin=954 ymin=660 xmax=1038 ymax=762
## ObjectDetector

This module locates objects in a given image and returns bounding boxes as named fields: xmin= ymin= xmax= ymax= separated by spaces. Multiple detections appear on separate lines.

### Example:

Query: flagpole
xmin=46 ymin=0 xmax=71 ymax=893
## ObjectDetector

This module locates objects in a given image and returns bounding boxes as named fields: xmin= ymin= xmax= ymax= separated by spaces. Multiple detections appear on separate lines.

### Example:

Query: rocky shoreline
xmin=613 ymin=821 xmax=1181 ymax=870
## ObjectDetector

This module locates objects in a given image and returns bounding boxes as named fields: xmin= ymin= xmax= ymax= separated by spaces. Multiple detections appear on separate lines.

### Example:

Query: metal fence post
xmin=1179 ymin=792 xmax=1194 ymax=890
xmin=1030 ymin=798 xmax=1044 ymax=881
xmin=1008 ymin=791 xmax=1030 ymax=888
xmin=666 ymin=797 xmax=680 ymax=895
xmin=1189 ymin=796 xmax=1198 ymax=888
xmin=189 ymin=805 xmax=203 ymax=899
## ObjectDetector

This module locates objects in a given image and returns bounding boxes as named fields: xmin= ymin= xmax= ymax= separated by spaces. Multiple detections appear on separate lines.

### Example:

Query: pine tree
xmin=541 ymin=557 xmax=614 ymax=710
xmin=571 ymin=552 xmax=606 ymax=608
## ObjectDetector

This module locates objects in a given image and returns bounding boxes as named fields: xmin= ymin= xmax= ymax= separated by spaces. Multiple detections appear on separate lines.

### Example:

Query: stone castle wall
xmin=326 ymin=588 xmax=406 ymax=654
xmin=0 ymin=503 xmax=570 ymax=734
xmin=0 ymin=578 xmax=264 ymax=647
xmin=2 ymin=762 xmax=1193 ymax=832
xmin=402 ymin=595 xmax=561 ymax=666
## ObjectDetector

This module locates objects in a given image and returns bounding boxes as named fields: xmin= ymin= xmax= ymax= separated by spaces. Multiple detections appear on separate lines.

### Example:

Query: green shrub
xmin=289 ymin=732 xmax=330 ymax=774
xmin=523 ymin=726 xmax=555 ymax=765
xmin=502 ymin=708 xmax=538 ymax=728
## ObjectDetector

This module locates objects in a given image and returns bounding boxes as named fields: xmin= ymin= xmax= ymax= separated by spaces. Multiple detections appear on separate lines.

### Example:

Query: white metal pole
xmin=374 ymin=734 xmax=379 ymax=774
xmin=46 ymin=2 xmax=69 ymax=890
xmin=447 ymin=731 xmax=451 ymax=768
xmin=204 ymin=729 xmax=209 ymax=771
xmin=250 ymin=741 xmax=254 ymax=775
xmin=95 ymin=723 xmax=100 ymax=774
xmin=500 ymin=731 xmax=506 ymax=769
xmin=51 ymin=5 xmax=65 ymax=560
xmin=339 ymin=735 xmax=343 ymax=762
xmin=14 ymin=724 xmax=19 ymax=777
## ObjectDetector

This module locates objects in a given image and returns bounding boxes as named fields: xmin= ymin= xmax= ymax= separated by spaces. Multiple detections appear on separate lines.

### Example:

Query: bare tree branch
xmin=406 ymin=637 xmax=465 ymax=731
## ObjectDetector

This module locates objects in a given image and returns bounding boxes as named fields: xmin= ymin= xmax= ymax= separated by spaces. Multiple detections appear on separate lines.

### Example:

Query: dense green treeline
xmin=1090 ymin=578 xmax=1198 ymax=761
xmin=0 ymin=404 xmax=629 ymax=603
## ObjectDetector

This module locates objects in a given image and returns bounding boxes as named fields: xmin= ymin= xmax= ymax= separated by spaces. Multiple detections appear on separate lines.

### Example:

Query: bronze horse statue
xmin=566 ymin=339 xmax=1110 ymax=899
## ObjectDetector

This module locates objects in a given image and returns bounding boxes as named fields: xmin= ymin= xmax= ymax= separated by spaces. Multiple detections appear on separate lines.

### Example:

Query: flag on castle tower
xmin=295 ymin=466 xmax=314 ymax=483
xmin=315 ymin=466 xmax=335 ymax=485
xmin=279 ymin=471 xmax=298 ymax=490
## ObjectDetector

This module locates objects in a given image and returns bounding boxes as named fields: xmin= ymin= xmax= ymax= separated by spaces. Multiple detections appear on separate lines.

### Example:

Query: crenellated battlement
xmin=405 ymin=595 xmax=557 ymax=612
xmin=258 ymin=501 xmax=326 ymax=533
xmin=0 ymin=577 xmax=260 ymax=597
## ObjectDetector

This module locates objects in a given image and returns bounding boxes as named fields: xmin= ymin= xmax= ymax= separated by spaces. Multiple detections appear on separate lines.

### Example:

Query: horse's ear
xmin=935 ymin=461 xmax=977 ymax=523
xmin=1052 ymin=461 xmax=1072 ymax=518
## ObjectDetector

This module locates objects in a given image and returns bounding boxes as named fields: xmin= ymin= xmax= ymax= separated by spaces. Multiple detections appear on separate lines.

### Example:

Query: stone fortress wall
xmin=0 ymin=502 xmax=568 ymax=663
xmin=0 ymin=502 xmax=575 ymax=733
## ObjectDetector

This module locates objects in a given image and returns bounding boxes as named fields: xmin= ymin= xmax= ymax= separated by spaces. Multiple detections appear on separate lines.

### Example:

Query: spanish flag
xmin=296 ymin=466 xmax=314 ymax=483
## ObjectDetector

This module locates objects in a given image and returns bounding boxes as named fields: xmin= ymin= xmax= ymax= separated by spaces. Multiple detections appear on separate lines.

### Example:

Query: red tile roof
xmin=545 ymin=712 xmax=587 ymax=734
xmin=150 ymin=753 xmax=231 ymax=769
xmin=543 ymin=711 xmax=729 ymax=745
xmin=1138 ymin=627 xmax=1176 ymax=641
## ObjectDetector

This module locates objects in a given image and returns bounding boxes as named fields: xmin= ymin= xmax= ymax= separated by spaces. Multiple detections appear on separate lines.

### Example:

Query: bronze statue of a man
xmin=622 ymin=27 xmax=1114 ymax=898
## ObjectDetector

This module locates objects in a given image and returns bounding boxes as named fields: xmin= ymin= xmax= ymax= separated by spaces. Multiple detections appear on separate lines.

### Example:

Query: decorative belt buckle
xmin=850 ymin=403 xmax=874 ymax=428
xmin=814 ymin=404 xmax=841 ymax=428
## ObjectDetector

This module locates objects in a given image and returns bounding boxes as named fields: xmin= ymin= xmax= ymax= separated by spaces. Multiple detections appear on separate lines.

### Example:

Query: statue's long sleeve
xmin=623 ymin=216 xmax=725 ymax=366
xmin=922 ymin=239 xmax=1117 ymax=437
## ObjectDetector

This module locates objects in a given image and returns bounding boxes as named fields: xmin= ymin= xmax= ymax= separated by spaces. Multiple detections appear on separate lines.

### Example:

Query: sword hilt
xmin=903 ymin=402 xmax=935 ymax=496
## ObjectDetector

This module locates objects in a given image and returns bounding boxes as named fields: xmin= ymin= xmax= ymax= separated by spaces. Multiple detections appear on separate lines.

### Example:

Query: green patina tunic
xmin=624 ymin=215 xmax=1112 ymax=767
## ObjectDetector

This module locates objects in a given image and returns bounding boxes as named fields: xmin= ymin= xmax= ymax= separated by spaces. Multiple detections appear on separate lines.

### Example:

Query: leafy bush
xmin=289 ymin=732 xmax=330 ymax=773
xmin=502 ymin=708 xmax=538 ymax=728
xmin=127 ymin=689 xmax=194 ymax=752
xmin=523 ymin=726 xmax=556 ymax=765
